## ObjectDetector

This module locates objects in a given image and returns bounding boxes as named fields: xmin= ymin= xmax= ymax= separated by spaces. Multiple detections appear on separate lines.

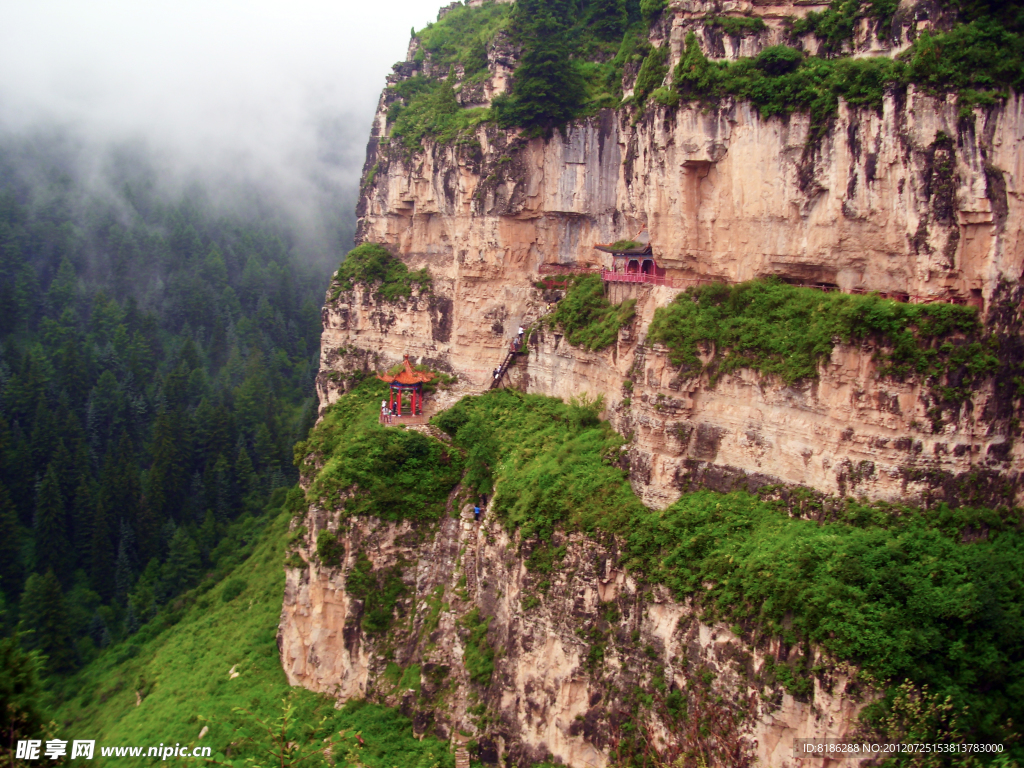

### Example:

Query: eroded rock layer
xmin=285 ymin=3 xmax=1024 ymax=765
xmin=281 ymin=500 xmax=867 ymax=767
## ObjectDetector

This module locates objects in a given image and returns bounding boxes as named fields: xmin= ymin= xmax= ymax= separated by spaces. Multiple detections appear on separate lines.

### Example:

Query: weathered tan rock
xmin=280 ymin=505 xmax=872 ymax=767
xmin=327 ymin=33 xmax=1024 ymax=506
xmin=286 ymin=7 xmax=1024 ymax=765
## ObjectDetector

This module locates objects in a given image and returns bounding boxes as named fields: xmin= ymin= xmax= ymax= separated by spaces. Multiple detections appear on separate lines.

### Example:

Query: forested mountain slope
xmin=0 ymin=136 xmax=328 ymax=678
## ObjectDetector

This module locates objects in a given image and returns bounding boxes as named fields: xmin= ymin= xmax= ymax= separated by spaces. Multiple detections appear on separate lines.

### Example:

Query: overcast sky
xmin=0 ymin=0 xmax=448 ymax=251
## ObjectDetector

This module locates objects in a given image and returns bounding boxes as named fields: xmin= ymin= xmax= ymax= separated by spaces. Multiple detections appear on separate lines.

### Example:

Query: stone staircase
xmin=460 ymin=505 xmax=480 ymax=595
xmin=490 ymin=309 xmax=542 ymax=389
xmin=454 ymin=744 xmax=471 ymax=768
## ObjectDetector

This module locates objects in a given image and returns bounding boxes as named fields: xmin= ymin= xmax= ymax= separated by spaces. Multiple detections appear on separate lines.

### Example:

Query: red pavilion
xmin=378 ymin=355 xmax=435 ymax=417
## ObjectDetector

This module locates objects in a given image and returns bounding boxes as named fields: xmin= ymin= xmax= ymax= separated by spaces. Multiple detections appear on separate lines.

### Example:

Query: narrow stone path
xmin=460 ymin=504 xmax=480 ymax=596
xmin=454 ymin=744 xmax=470 ymax=768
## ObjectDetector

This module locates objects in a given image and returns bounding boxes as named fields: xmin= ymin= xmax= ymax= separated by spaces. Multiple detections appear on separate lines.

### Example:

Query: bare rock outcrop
xmin=280 ymin=505 xmax=870 ymax=767
xmin=283 ymin=4 xmax=1024 ymax=766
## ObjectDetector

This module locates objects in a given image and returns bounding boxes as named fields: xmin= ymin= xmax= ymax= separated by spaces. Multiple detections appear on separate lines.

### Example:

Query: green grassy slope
xmin=49 ymin=504 xmax=453 ymax=768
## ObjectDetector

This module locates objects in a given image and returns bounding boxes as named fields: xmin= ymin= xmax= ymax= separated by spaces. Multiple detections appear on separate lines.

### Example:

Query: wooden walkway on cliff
xmin=537 ymin=263 xmax=976 ymax=306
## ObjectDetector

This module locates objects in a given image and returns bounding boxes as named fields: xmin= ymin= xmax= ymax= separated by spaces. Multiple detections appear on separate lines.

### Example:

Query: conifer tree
xmin=125 ymin=605 xmax=139 ymax=635
xmin=98 ymin=432 xmax=141 ymax=529
xmin=89 ymin=498 xmax=115 ymax=601
xmin=70 ymin=472 xmax=94 ymax=547
xmin=494 ymin=0 xmax=584 ymax=131
xmin=50 ymin=438 xmax=78 ymax=511
xmin=29 ymin=398 xmax=57 ymax=473
xmin=18 ymin=570 xmax=76 ymax=674
xmin=162 ymin=528 xmax=201 ymax=596
xmin=212 ymin=454 xmax=233 ymax=521
xmin=33 ymin=464 xmax=71 ymax=586
xmin=45 ymin=256 xmax=77 ymax=317
xmin=149 ymin=409 xmax=189 ymax=522
xmin=113 ymin=520 xmax=137 ymax=603
xmin=87 ymin=610 xmax=108 ymax=648
xmin=0 ymin=483 xmax=21 ymax=598
xmin=254 ymin=423 xmax=277 ymax=473
xmin=235 ymin=442 xmax=256 ymax=501
xmin=0 ymin=632 xmax=47 ymax=759
xmin=56 ymin=342 xmax=89 ymax=413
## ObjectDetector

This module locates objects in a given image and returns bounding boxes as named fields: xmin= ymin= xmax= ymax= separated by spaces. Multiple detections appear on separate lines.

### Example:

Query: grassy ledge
xmin=647 ymin=278 xmax=995 ymax=391
xmin=331 ymin=243 xmax=431 ymax=302
xmin=428 ymin=388 xmax=1023 ymax=757
xmin=546 ymin=274 xmax=636 ymax=351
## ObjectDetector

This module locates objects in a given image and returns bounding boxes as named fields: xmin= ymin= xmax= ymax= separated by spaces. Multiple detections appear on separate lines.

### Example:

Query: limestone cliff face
xmin=329 ymin=0 xmax=1024 ymax=509
xmin=281 ymin=496 xmax=868 ymax=767
xmin=284 ymin=3 xmax=1024 ymax=765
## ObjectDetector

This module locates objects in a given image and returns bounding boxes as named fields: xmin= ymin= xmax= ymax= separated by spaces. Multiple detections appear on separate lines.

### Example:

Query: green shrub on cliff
xmin=434 ymin=388 xmax=643 ymax=541
xmin=296 ymin=378 xmax=462 ymax=519
xmin=414 ymin=1 xmax=511 ymax=75
xmin=648 ymin=277 xmax=994 ymax=387
xmin=431 ymin=387 xmax=1023 ymax=754
xmin=668 ymin=14 xmax=1023 ymax=133
xmin=626 ymin=491 xmax=1024 ymax=752
xmin=333 ymin=243 xmax=431 ymax=302
xmin=547 ymin=274 xmax=636 ymax=351
xmin=631 ymin=43 xmax=669 ymax=107
xmin=388 ymin=77 xmax=491 ymax=153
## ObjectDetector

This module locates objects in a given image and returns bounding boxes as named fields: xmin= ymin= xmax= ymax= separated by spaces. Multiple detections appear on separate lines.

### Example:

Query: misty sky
xmin=0 ymin=0 xmax=449 ymax=247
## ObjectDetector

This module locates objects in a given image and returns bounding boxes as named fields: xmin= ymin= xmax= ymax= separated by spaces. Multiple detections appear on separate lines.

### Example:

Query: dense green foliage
xmin=385 ymin=0 xmax=1023 ymax=147
xmin=0 ymin=143 xmax=327 ymax=683
xmin=387 ymin=3 xmax=511 ymax=149
xmin=296 ymin=378 xmax=462 ymax=519
xmin=415 ymin=1 xmax=511 ymax=75
xmin=671 ymin=10 xmax=1023 ymax=133
xmin=345 ymin=552 xmax=408 ymax=635
xmin=626 ymin=491 xmax=1024 ymax=753
xmin=631 ymin=43 xmax=669 ymax=108
xmin=435 ymin=388 xmax=1024 ymax=757
xmin=333 ymin=243 xmax=431 ymax=301
xmin=547 ymin=274 xmax=636 ymax=351
xmin=388 ymin=77 xmax=491 ymax=154
xmin=460 ymin=608 xmax=495 ymax=685
xmin=0 ymin=634 xmax=47 ymax=765
xmin=389 ymin=0 xmax=647 ymax=145
xmin=435 ymin=389 xmax=643 ymax=541
xmin=789 ymin=0 xmax=897 ymax=53
xmin=493 ymin=0 xmax=588 ymax=130
xmin=648 ymin=278 xmax=994 ymax=387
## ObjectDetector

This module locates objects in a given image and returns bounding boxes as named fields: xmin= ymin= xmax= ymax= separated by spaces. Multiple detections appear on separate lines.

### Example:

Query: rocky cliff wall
xmin=280 ymin=495 xmax=870 ymax=767
xmin=326 ymin=2 xmax=1024 ymax=508
xmin=283 ymin=6 xmax=1024 ymax=766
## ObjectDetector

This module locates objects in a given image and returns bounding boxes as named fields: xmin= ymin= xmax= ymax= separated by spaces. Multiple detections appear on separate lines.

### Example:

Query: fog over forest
xmin=0 ymin=0 xmax=445 ymax=265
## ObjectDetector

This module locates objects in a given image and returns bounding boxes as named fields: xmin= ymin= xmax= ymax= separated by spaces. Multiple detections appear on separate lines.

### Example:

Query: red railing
xmin=601 ymin=270 xmax=719 ymax=289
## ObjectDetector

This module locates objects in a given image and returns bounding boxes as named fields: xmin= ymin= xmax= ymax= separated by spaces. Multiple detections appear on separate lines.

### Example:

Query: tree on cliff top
xmin=493 ymin=0 xmax=585 ymax=132
xmin=333 ymin=243 xmax=431 ymax=301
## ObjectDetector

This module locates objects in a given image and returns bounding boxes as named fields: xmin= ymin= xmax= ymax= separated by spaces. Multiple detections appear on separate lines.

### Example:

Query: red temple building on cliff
xmin=378 ymin=355 xmax=434 ymax=416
